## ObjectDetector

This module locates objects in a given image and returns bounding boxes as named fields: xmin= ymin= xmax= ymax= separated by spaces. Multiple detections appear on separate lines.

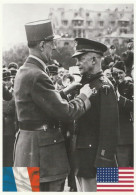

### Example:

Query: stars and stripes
xmin=3 ymin=167 xmax=40 ymax=192
xmin=97 ymin=167 xmax=134 ymax=192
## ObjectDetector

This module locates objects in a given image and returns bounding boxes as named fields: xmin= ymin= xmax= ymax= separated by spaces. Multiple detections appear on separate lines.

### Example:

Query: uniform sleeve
xmin=119 ymin=95 xmax=133 ymax=112
xmin=94 ymin=85 xmax=120 ymax=167
xmin=31 ymin=73 xmax=91 ymax=121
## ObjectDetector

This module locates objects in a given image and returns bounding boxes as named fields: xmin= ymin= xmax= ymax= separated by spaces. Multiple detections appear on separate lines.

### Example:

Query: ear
xmin=39 ymin=41 xmax=45 ymax=52
xmin=92 ymin=57 xmax=96 ymax=65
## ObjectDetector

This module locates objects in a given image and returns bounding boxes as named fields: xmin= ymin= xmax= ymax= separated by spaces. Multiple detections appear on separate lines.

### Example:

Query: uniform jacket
xmin=3 ymin=96 xmax=16 ymax=136
xmin=101 ymin=54 xmax=121 ymax=70
xmin=118 ymin=81 xmax=133 ymax=145
xmin=14 ymin=56 xmax=91 ymax=182
xmin=74 ymin=72 xmax=120 ymax=178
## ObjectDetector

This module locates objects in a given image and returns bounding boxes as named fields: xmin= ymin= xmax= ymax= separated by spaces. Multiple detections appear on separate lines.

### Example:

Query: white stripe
xmin=119 ymin=170 xmax=134 ymax=172
xmin=119 ymin=174 xmax=134 ymax=176
xmin=119 ymin=178 xmax=134 ymax=181
xmin=97 ymin=183 xmax=133 ymax=185
xmin=97 ymin=187 xmax=134 ymax=190
xmin=13 ymin=167 xmax=32 ymax=192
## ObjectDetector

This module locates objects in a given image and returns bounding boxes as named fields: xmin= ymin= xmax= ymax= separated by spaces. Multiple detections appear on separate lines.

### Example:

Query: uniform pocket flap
xmin=38 ymin=130 xmax=65 ymax=147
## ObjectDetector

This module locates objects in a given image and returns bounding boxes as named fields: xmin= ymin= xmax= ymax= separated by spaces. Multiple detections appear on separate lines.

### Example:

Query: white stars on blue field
xmin=97 ymin=168 xmax=118 ymax=183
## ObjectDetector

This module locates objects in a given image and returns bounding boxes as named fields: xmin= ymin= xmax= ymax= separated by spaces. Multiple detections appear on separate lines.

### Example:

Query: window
xmin=86 ymin=21 xmax=92 ymax=26
xmin=99 ymin=21 xmax=104 ymax=27
xmin=110 ymin=21 xmax=115 ymax=25
xmin=86 ymin=12 xmax=89 ymax=17
xmin=62 ymin=20 xmax=68 ymax=26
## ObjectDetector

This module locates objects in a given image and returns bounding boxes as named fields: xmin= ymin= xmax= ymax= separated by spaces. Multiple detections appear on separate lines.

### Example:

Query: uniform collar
xmin=81 ymin=71 xmax=103 ymax=84
xmin=27 ymin=55 xmax=48 ymax=73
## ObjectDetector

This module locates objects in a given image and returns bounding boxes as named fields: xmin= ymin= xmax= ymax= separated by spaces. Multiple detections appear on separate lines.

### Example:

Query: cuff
xmin=77 ymin=93 xmax=91 ymax=110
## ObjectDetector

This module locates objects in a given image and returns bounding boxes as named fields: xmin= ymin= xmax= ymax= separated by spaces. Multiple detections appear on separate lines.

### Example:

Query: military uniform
xmin=13 ymin=20 xmax=91 ymax=191
xmin=3 ymin=70 xmax=16 ymax=166
xmin=117 ymin=80 xmax=133 ymax=167
xmin=72 ymin=38 xmax=120 ymax=192
xmin=74 ymin=72 xmax=119 ymax=177
xmin=101 ymin=54 xmax=121 ymax=71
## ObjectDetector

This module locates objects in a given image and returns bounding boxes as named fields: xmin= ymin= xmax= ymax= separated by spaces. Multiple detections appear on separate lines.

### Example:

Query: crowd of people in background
xmin=3 ymin=36 xmax=133 ymax=191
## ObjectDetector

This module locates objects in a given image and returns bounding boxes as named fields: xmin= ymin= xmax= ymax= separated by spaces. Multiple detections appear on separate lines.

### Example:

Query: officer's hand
xmin=80 ymin=84 xmax=93 ymax=98
xmin=63 ymin=82 xmax=82 ymax=95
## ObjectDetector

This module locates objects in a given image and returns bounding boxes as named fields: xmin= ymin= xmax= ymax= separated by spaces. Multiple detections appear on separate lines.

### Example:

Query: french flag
xmin=3 ymin=167 xmax=40 ymax=192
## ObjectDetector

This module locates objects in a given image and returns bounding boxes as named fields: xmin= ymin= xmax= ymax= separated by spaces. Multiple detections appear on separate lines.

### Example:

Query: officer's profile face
xmin=112 ymin=67 xmax=126 ymax=83
xmin=41 ymin=40 xmax=56 ymax=62
xmin=76 ymin=53 xmax=96 ymax=75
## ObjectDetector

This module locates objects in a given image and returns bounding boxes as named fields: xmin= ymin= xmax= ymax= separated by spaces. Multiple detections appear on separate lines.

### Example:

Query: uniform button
xmin=54 ymin=140 xmax=56 ymax=143
xmin=89 ymin=144 xmax=91 ymax=147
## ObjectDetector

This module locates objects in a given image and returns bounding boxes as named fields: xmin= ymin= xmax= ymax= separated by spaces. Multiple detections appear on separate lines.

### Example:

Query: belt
xmin=20 ymin=124 xmax=48 ymax=131
xmin=19 ymin=121 xmax=60 ymax=131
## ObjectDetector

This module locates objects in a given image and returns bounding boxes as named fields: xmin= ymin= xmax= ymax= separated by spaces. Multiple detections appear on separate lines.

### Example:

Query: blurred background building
xmin=49 ymin=6 xmax=133 ymax=48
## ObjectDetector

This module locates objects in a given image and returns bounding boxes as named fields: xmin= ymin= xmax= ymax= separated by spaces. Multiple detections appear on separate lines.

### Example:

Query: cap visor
xmin=72 ymin=51 xmax=86 ymax=58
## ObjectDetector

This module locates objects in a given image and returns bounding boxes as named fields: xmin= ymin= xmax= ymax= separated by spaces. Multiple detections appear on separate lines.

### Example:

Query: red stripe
xmin=97 ymin=185 xmax=134 ymax=187
xmin=119 ymin=176 xmax=134 ymax=178
xmin=119 ymin=167 xmax=134 ymax=170
xmin=119 ymin=172 xmax=134 ymax=174
xmin=27 ymin=167 xmax=40 ymax=192
xmin=119 ymin=181 xmax=134 ymax=183
xmin=97 ymin=189 xmax=134 ymax=192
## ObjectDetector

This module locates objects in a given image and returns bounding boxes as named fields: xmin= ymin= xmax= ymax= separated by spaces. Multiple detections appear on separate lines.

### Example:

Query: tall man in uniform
xmin=72 ymin=38 xmax=120 ymax=192
xmin=13 ymin=20 xmax=93 ymax=192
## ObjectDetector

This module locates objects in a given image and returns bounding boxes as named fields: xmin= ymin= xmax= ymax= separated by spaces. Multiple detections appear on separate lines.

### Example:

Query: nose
xmin=76 ymin=60 xmax=81 ymax=66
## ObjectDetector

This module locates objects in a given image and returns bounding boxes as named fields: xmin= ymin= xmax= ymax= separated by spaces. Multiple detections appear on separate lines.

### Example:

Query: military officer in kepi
xmin=72 ymin=38 xmax=120 ymax=192
xmin=13 ymin=20 xmax=93 ymax=191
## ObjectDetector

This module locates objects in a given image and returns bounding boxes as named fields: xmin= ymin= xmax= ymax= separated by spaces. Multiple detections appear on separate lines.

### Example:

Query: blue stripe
xmin=3 ymin=167 xmax=17 ymax=192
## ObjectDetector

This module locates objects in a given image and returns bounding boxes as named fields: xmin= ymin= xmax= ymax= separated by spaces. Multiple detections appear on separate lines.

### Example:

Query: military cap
xmin=72 ymin=38 xmax=107 ymax=58
xmin=3 ymin=70 xmax=11 ymax=80
xmin=113 ymin=61 xmax=125 ymax=72
xmin=110 ymin=45 xmax=116 ymax=49
xmin=10 ymin=68 xmax=17 ymax=77
xmin=25 ymin=19 xmax=60 ymax=42
xmin=8 ymin=62 xmax=18 ymax=70
xmin=48 ymin=65 xmax=58 ymax=75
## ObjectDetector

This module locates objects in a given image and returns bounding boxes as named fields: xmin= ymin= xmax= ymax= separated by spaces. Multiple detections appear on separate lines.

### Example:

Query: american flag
xmin=97 ymin=167 xmax=134 ymax=192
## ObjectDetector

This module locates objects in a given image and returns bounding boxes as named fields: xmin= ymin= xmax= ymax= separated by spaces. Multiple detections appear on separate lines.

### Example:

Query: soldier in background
xmin=101 ymin=45 xmax=121 ymax=71
xmin=112 ymin=61 xmax=133 ymax=167
xmin=3 ymin=69 xmax=16 ymax=166
xmin=72 ymin=38 xmax=119 ymax=191
xmin=121 ymin=39 xmax=133 ymax=77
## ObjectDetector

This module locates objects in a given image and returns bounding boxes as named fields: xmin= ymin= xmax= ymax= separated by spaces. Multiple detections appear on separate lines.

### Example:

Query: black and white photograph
xmin=1 ymin=0 xmax=134 ymax=192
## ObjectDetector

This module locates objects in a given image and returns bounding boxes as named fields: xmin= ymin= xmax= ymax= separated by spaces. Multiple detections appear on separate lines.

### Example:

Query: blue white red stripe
xmin=3 ymin=167 xmax=40 ymax=192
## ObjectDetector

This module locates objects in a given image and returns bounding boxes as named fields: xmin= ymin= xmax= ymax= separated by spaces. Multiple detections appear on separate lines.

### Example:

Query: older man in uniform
xmin=72 ymin=38 xmax=120 ymax=192
xmin=13 ymin=20 xmax=93 ymax=191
